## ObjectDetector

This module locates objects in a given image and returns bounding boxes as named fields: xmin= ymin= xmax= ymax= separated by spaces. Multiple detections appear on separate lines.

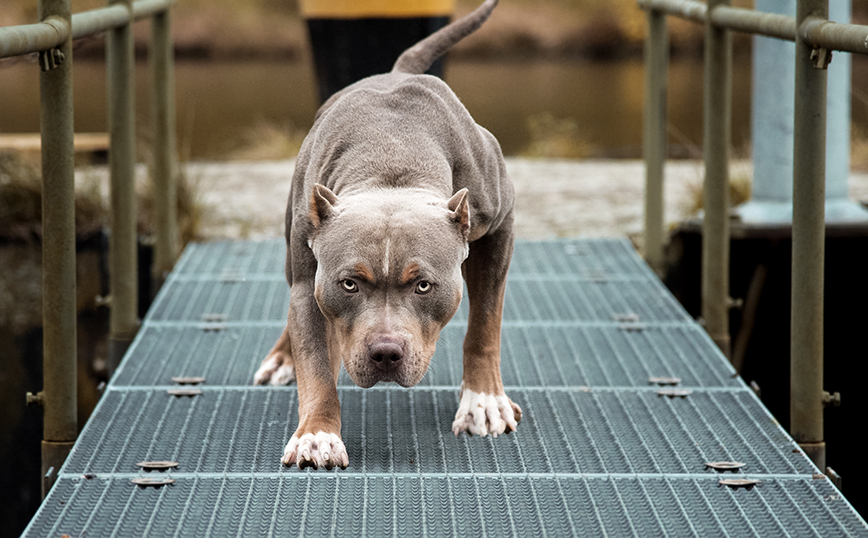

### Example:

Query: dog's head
xmin=307 ymin=184 xmax=470 ymax=388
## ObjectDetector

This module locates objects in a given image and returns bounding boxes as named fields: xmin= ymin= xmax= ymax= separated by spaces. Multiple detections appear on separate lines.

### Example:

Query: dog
xmin=254 ymin=0 xmax=521 ymax=470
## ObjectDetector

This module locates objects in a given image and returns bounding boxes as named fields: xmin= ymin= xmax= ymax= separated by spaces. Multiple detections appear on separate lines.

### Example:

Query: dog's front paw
xmin=254 ymin=352 xmax=295 ymax=385
xmin=452 ymin=388 xmax=522 ymax=437
xmin=282 ymin=431 xmax=348 ymax=470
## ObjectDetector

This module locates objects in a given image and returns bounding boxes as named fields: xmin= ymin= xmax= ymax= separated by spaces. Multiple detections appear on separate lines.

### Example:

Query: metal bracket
xmin=822 ymin=391 xmax=841 ymax=407
xmin=136 ymin=461 xmax=179 ymax=472
xmin=649 ymin=376 xmax=681 ymax=386
xmin=810 ymin=47 xmax=832 ymax=69
xmin=749 ymin=380 xmax=761 ymax=398
xmin=43 ymin=466 xmax=55 ymax=497
xmin=132 ymin=477 xmax=175 ymax=488
xmin=705 ymin=461 xmax=746 ymax=473
xmin=172 ymin=376 xmax=205 ymax=386
xmin=26 ymin=391 xmax=44 ymax=407
xmin=168 ymin=389 xmax=202 ymax=397
xmin=826 ymin=467 xmax=842 ymax=491
xmin=726 ymin=297 xmax=744 ymax=310
xmin=719 ymin=478 xmax=760 ymax=490
xmin=38 ymin=48 xmax=66 ymax=72
xmin=657 ymin=389 xmax=692 ymax=398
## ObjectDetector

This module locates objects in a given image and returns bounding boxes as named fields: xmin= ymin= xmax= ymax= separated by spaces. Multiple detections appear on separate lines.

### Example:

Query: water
xmin=5 ymin=55 xmax=865 ymax=160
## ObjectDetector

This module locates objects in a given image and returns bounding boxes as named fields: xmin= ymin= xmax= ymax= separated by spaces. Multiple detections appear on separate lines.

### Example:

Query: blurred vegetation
xmin=0 ymin=152 xmax=104 ymax=240
xmin=228 ymin=120 xmax=307 ymax=161
xmin=521 ymin=112 xmax=596 ymax=159
xmin=0 ymin=151 xmax=202 ymax=245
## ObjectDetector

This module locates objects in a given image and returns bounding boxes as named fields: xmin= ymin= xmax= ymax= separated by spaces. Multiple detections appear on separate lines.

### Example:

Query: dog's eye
xmin=415 ymin=281 xmax=432 ymax=294
xmin=340 ymin=279 xmax=358 ymax=293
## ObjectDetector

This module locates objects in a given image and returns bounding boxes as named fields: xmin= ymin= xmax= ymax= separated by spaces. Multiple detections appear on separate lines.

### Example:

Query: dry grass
xmin=138 ymin=169 xmax=205 ymax=246
xmin=853 ymin=124 xmax=868 ymax=172
xmin=228 ymin=121 xmax=307 ymax=161
xmin=0 ymin=151 xmax=203 ymax=246
xmin=684 ymin=168 xmax=753 ymax=216
xmin=520 ymin=112 xmax=596 ymax=159
xmin=0 ymin=152 xmax=105 ymax=240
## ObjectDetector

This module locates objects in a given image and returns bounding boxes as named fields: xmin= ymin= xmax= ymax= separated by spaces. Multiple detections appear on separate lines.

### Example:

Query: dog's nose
xmin=368 ymin=338 xmax=404 ymax=364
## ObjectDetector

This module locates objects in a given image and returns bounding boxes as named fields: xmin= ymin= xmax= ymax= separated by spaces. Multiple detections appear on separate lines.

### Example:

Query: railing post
xmin=107 ymin=0 xmax=138 ymax=372
xmin=791 ymin=0 xmax=828 ymax=471
xmin=702 ymin=0 xmax=732 ymax=357
xmin=643 ymin=6 xmax=668 ymax=273
xmin=150 ymin=7 xmax=178 ymax=287
xmin=38 ymin=0 xmax=77 ymax=499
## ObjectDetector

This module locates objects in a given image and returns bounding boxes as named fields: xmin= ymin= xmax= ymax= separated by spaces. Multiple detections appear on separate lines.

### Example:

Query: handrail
xmin=0 ymin=0 xmax=178 ymax=499
xmin=0 ymin=17 xmax=69 ymax=58
xmin=639 ymin=0 xmax=866 ymax=474
xmin=640 ymin=0 xmax=868 ymax=50
xmin=0 ymin=0 xmax=174 ymax=56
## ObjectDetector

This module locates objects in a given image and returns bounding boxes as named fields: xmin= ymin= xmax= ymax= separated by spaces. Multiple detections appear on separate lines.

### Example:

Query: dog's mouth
xmin=344 ymin=352 xmax=430 ymax=389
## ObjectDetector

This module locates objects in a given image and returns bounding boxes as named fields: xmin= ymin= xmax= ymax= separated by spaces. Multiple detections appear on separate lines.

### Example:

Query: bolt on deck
xmin=22 ymin=238 xmax=868 ymax=536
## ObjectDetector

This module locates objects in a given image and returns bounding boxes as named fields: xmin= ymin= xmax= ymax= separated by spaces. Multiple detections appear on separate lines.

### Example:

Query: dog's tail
xmin=391 ymin=0 xmax=497 ymax=75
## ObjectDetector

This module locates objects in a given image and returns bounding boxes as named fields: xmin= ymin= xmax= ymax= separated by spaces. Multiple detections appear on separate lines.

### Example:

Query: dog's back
xmin=289 ymin=0 xmax=510 ymax=252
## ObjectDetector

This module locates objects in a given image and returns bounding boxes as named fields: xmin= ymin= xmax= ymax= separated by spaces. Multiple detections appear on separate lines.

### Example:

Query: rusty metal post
xmin=791 ymin=0 xmax=828 ymax=470
xmin=37 ymin=0 xmax=77 ymax=499
xmin=702 ymin=0 xmax=732 ymax=357
xmin=107 ymin=0 xmax=138 ymax=372
xmin=150 ymin=7 xmax=178 ymax=288
xmin=643 ymin=7 xmax=668 ymax=273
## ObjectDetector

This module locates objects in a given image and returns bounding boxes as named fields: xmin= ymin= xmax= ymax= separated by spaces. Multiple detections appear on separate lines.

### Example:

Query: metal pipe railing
xmin=37 ymin=0 xmax=77 ymax=501
xmin=150 ymin=9 xmax=178 ymax=286
xmin=642 ymin=9 xmax=668 ymax=272
xmin=641 ymin=0 xmax=868 ymax=50
xmin=0 ymin=17 xmax=68 ymax=58
xmin=701 ymin=0 xmax=732 ymax=358
xmin=639 ymin=0 xmax=866 ymax=471
xmin=1 ymin=0 xmax=177 ymax=496
xmin=1 ymin=0 xmax=175 ymax=56
xmin=71 ymin=4 xmax=130 ymax=40
xmin=106 ymin=0 xmax=139 ymax=371
xmin=791 ymin=5 xmax=828 ymax=471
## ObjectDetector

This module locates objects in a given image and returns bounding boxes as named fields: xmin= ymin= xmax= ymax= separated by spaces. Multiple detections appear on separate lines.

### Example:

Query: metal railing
xmin=1 ymin=0 xmax=177 ymax=497
xmin=639 ymin=0 xmax=868 ymax=472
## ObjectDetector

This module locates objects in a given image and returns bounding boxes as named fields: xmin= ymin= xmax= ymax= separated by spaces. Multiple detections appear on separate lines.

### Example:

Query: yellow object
xmin=300 ymin=0 xmax=455 ymax=18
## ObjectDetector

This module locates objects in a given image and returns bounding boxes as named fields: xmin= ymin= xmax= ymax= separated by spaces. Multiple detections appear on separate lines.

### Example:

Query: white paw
xmin=253 ymin=355 xmax=295 ymax=385
xmin=452 ymin=387 xmax=521 ymax=437
xmin=282 ymin=431 xmax=348 ymax=470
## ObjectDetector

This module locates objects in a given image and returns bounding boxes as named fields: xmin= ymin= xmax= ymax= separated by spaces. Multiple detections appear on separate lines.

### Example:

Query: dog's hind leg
xmin=254 ymin=322 xmax=296 ymax=385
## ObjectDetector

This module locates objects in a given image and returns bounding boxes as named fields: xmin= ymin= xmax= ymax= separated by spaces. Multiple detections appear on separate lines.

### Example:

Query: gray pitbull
xmin=254 ymin=0 xmax=521 ymax=470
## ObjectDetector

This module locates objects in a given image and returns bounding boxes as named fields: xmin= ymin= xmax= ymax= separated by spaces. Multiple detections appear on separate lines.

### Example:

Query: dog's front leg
xmin=282 ymin=282 xmax=348 ymax=469
xmin=452 ymin=218 xmax=522 ymax=437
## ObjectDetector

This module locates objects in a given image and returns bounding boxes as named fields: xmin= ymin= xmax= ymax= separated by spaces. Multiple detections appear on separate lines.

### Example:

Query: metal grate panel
xmin=27 ymin=476 xmax=864 ymax=538
xmin=113 ymin=323 xmax=737 ymax=389
xmin=170 ymin=238 xmax=655 ymax=280
xmin=23 ymin=238 xmax=868 ymax=536
xmin=66 ymin=388 xmax=811 ymax=476
xmin=145 ymin=277 xmax=688 ymax=324
xmin=172 ymin=239 xmax=286 ymax=276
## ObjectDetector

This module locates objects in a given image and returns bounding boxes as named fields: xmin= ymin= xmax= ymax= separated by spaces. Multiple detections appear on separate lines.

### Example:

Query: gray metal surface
xmin=23 ymin=238 xmax=868 ymax=536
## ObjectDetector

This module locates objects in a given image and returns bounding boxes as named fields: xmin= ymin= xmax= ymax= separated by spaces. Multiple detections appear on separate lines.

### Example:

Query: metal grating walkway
xmin=23 ymin=238 xmax=868 ymax=537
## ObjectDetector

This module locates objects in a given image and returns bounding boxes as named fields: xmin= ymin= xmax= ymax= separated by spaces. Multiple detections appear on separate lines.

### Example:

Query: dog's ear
xmin=310 ymin=184 xmax=339 ymax=229
xmin=447 ymin=188 xmax=471 ymax=241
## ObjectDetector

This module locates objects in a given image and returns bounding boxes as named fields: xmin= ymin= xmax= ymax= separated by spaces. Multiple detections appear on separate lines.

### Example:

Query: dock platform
xmin=23 ymin=238 xmax=868 ymax=536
